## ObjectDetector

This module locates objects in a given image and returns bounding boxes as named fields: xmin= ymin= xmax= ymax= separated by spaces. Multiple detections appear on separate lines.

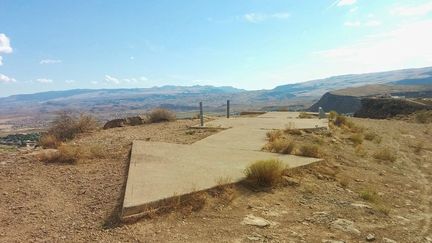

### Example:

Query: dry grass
xmin=415 ymin=110 xmax=432 ymax=124
xmin=148 ymin=108 xmax=176 ymax=123
xmin=265 ymin=138 xmax=296 ymax=154
xmin=412 ymin=141 xmax=424 ymax=154
xmin=328 ymin=111 xmax=338 ymax=121
xmin=297 ymin=144 xmax=322 ymax=158
xmin=298 ymin=112 xmax=314 ymax=119
xmin=244 ymin=159 xmax=286 ymax=187
xmin=338 ymin=177 xmax=350 ymax=188
xmin=349 ymin=133 xmax=364 ymax=145
xmin=354 ymin=145 xmax=368 ymax=157
xmin=39 ymin=133 xmax=61 ymax=149
xmin=364 ymin=131 xmax=382 ymax=144
xmin=38 ymin=144 xmax=78 ymax=164
xmin=76 ymin=114 xmax=100 ymax=133
xmin=359 ymin=189 xmax=380 ymax=203
xmin=373 ymin=148 xmax=397 ymax=162
xmin=284 ymin=128 xmax=302 ymax=136
xmin=266 ymin=130 xmax=283 ymax=142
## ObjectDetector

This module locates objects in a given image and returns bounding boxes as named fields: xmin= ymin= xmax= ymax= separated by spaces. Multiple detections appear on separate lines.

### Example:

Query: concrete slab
xmin=123 ymin=141 xmax=320 ymax=217
xmin=122 ymin=112 xmax=328 ymax=218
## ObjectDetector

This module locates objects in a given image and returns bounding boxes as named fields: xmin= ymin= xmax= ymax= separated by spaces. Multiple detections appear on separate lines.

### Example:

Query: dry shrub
xmin=148 ymin=108 xmax=176 ymax=123
xmin=339 ymin=177 xmax=350 ymax=188
xmin=39 ymin=133 xmax=61 ymax=149
xmin=359 ymin=189 xmax=380 ymax=203
xmin=298 ymin=112 xmax=314 ymax=119
xmin=365 ymin=131 xmax=382 ymax=144
xmin=374 ymin=203 xmax=391 ymax=216
xmin=266 ymin=130 xmax=283 ymax=142
xmin=415 ymin=110 xmax=432 ymax=124
xmin=334 ymin=114 xmax=348 ymax=127
xmin=328 ymin=111 xmax=338 ymax=121
xmin=412 ymin=141 xmax=424 ymax=154
xmin=244 ymin=159 xmax=286 ymax=187
xmin=355 ymin=145 xmax=368 ymax=157
xmin=76 ymin=114 xmax=99 ymax=133
xmin=38 ymin=144 xmax=78 ymax=164
xmin=266 ymin=138 xmax=296 ymax=154
xmin=349 ymin=133 xmax=364 ymax=145
xmin=364 ymin=131 xmax=377 ymax=141
xmin=48 ymin=112 xmax=99 ymax=141
xmin=298 ymin=144 xmax=322 ymax=158
xmin=373 ymin=148 xmax=396 ymax=162
xmin=285 ymin=128 xmax=302 ymax=136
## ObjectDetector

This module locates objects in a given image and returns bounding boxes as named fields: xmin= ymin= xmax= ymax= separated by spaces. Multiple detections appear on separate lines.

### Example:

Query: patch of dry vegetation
xmin=39 ymin=112 xmax=100 ymax=149
xmin=244 ymin=159 xmax=286 ymax=187
xmin=349 ymin=133 xmax=364 ymax=145
xmin=298 ymin=144 xmax=322 ymax=158
xmin=415 ymin=110 xmax=432 ymax=124
xmin=266 ymin=130 xmax=283 ymax=142
xmin=39 ymin=134 xmax=61 ymax=149
xmin=264 ymin=138 xmax=296 ymax=154
xmin=298 ymin=112 xmax=315 ymax=119
xmin=148 ymin=108 xmax=176 ymax=123
xmin=373 ymin=148 xmax=397 ymax=162
xmin=38 ymin=143 xmax=108 ymax=164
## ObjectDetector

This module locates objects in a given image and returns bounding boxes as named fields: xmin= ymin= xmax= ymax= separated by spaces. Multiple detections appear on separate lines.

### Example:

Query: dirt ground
xmin=1 ymin=117 xmax=431 ymax=242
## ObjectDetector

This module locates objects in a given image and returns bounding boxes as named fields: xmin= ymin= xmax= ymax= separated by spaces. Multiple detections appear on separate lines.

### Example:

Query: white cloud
xmin=315 ymin=20 xmax=432 ymax=75
xmin=337 ymin=0 xmax=357 ymax=7
xmin=36 ymin=78 xmax=53 ymax=83
xmin=0 ymin=73 xmax=16 ymax=83
xmin=391 ymin=1 xmax=432 ymax=16
xmin=344 ymin=20 xmax=381 ymax=27
xmin=0 ymin=34 xmax=12 ymax=54
xmin=91 ymin=81 xmax=99 ymax=85
xmin=344 ymin=21 xmax=361 ymax=27
xmin=349 ymin=7 xmax=359 ymax=13
xmin=104 ymin=75 xmax=120 ymax=84
xmin=364 ymin=20 xmax=381 ymax=27
xmin=0 ymin=33 xmax=12 ymax=66
xmin=243 ymin=12 xmax=290 ymax=23
xmin=65 ymin=79 xmax=75 ymax=84
xmin=140 ymin=76 xmax=148 ymax=81
xmin=40 ymin=59 xmax=62 ymax=64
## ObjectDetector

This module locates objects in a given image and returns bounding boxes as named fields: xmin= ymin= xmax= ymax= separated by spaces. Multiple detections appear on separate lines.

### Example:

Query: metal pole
xmin=227 ymin=100 xmax=230 ymax=118
xmin=200 ymin=102 xmax=204 ymax=127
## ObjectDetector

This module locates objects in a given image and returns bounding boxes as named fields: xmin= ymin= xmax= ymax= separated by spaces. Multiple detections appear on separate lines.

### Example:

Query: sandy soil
xmin=1 ymin=118 xmax=431 ymax=242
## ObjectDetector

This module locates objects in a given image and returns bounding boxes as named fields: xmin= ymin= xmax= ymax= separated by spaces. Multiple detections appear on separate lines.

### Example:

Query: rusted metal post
xmin=200 ymin=102 xmax=204 ymax=127
xmin=227 ymin=100 xmax=230 ymax=118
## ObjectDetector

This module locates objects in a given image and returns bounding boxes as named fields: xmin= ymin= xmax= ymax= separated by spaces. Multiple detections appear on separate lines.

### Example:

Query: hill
xmin=308 ymin=84 xmax=432 ymax=114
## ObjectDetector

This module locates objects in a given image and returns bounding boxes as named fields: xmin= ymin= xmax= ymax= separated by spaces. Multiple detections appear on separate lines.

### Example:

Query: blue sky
xmin=1 ymin=0 xmax=432 ymax=96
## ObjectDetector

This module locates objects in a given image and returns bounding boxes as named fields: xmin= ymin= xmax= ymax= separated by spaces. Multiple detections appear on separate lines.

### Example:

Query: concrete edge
xmin=120 ymin=158 xmax=324 ymax=221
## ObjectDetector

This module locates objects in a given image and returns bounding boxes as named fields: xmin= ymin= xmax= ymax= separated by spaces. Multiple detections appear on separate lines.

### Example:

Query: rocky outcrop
xmin=354 ymin=98 xmax=432 ymax=119
xmin=103 ymin=116 xmax=147 ymax=129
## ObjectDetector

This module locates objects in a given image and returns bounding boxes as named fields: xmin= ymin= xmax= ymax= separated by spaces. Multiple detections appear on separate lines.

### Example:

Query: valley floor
xmin=0 ymin=118 xmax=431 ymax=242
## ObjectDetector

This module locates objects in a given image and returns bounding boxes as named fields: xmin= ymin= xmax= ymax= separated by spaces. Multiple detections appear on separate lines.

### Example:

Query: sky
xmin=1 ymin=0 xmax=432 ymax=97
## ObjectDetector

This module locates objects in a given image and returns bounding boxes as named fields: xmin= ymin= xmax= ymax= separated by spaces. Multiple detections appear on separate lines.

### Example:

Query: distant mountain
xmin=273 ymin=66 xmax=432 ymax=96
xmin=1 ymin=66 xmax=431 ymax=118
